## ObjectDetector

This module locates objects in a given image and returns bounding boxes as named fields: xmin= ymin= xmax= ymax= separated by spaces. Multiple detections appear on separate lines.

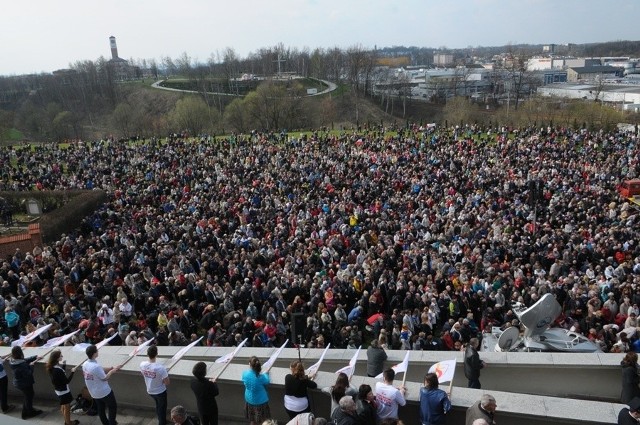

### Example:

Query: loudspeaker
xmin=291 ymin=312 xmax=306 ymax=343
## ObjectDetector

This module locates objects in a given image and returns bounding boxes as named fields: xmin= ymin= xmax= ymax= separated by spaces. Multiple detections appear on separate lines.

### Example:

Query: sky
xmin=1 ymin=0 xmax=639 ymax=76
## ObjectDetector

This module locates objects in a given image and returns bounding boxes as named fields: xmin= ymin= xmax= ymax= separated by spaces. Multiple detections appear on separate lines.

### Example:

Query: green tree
xmin=170 ymin=96 xmax=211 ymax=136
xmin=111 ymin=102 xmax=135 ymax=138
xmin=224 ymin=97 xmax=250 ymax=133
xmin=51 ymin=111 xmax=74 ymax=141
xmin=443 ymin=97 xmax=479 ymax=126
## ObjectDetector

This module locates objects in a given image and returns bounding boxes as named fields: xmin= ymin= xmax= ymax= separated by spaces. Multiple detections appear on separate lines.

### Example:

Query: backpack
xmin=71 ymin=388 xmax=97 ymax=416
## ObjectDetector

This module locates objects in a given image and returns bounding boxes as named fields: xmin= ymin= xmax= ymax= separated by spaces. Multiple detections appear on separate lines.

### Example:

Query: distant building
xmin=567 ymin=65 xmax=621 ymax=82
xmin=433 ymin=53 xmax=454 ymax=67
xmin=107 ymin=36 xmax=139 ymax=80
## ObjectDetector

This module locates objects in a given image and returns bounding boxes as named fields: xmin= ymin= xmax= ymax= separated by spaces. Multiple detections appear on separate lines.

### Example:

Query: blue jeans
xmin=150 ymin=391 xmax=167 ymax=425
xmin=95 ymin=390 xmax=117 ymax=425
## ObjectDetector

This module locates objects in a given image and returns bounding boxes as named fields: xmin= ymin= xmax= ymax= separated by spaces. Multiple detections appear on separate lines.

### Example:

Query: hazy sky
xmin=2 ymin=0 xmax=638 ymax=76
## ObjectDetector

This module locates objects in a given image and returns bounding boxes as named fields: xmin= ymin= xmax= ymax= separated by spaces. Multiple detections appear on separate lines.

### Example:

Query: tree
xmin=111 ymin=102 xmax=135 ymax=137
xmin=170 ymin=97 xmax=211 ymax=136
xmin=224 ymin=97 xmax=250 ymax=133
xmin=51 ymin=111 xmax=74 ymax=142
xmin=443 ymin=96 xmax=479 ymax=126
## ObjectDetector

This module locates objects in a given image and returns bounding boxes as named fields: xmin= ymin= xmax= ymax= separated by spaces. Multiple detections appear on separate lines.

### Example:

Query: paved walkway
xmin=151 ymin=76 xmax=337 ymax=97
xmin=3 ymin=395 xmax=246 ymax=425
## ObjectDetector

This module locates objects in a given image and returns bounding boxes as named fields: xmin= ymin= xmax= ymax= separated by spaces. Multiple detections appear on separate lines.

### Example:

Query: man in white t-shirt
xmin=375 ymin=368 xmax=407 ymax=421
xmin=140 ymin=345 xmax=170 ymax=425
xmin=82 ymin=345 xmax=121 ymax=425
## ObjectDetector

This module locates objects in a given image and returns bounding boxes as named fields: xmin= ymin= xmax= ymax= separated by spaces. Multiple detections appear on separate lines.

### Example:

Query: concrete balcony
xmin=0 ymin=346 xmax=625 ymax=425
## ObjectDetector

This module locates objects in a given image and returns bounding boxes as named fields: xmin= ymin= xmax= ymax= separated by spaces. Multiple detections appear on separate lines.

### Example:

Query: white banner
xmin=262 ymin=339 xmax=289 ymax=371
xmin=41 ymin=330 xmax=80 ymax=349
xmin=165 ymin=336 xmax=203 ymax=369
xmin=335 ymin=346 xmax=361 ymax=378
xmin=376 ymin=350 xmax=410 ymax=379
xmin=306 ymin=343 xmax=330 ymax=376
xmin=11 ymin=323 xmax=53 ymax=347
xmin=215 ymin=338 xmax=248 ymax=363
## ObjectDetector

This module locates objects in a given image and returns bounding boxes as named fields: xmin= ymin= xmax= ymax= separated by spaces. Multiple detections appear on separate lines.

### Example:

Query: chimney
xmin=109 ymin=36 xmax=119 ymax=60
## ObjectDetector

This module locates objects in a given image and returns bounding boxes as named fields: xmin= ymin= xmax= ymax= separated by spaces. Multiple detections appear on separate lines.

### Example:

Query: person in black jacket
xmin=46 ymin=349 xmax=79 ymax=425
xmin=464 ymin=338 xmax=485 ymax=389
xmin=190 ymin=361 xmax=219 ymax=425
xmin=620 ymin=352 xmax=640 ymax=404
xmin=284 ymin=360 xmax=318 ymax=419
xmin=355 ymin=384 xmax=376 ymax=424
xmin=0 ymin=354 xmax=16 ymax=413
xmin=9 ymin=345 xmax=43 ymax=419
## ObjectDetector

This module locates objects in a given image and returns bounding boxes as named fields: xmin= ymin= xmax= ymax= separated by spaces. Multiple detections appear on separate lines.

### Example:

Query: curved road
xmin=151 ymin=77 xmax=337 ymax=97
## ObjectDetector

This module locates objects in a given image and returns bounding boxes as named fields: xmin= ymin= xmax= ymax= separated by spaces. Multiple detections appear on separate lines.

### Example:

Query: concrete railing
xmin=0 ymin=346 xmax=625 ymax=425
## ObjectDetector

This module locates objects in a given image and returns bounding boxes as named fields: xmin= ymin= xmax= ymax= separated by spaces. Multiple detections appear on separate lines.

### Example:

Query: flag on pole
xmin=166 ymin=336 xmax=203 ymax=369
xmin=428 ymin=359 xmax=457 ymax=384
xmin=41 ymin=330 xmax=80 ymax=349
xmin=335 ymin=346 xmax=361 ymax=378
xmin=127 ymin=338 xmax=155 ymax=358
xmin=11 ymin=323 xmax=53 ymax=347
xmin=71 ymin=333 xmax=119 ymax=353
xmin=262 ymin=339 xmax=289 ymax=372
xmin=96 ymin=333 xmax=120 ymax=349
xmin=72 ymin=343 xmax=91 ymax=352
xmin=306 ymin=343 xmax=331 ymax=376
xmin=215 ymin=338 xmax=248 ymax=364
xmin=375 ymin=350 xmax=410 ymax=379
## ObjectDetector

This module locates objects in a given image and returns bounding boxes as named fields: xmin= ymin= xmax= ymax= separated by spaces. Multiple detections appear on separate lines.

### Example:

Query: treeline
xmin=1 ymin=40 xmax=639 ymax=142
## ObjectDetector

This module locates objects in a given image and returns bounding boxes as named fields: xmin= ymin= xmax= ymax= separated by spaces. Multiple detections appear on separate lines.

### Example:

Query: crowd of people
xmin=0 ymin=123 xmax=639 ymax=422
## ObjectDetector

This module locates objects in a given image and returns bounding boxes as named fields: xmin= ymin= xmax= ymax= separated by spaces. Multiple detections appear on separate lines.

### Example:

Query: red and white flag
xmin=41 ymin=330 xmax=80 ymax=349
xmin=428 ymin=359 xmax=457 ymax=384
xmin=12 ymin=323 xmax=53 ymax=347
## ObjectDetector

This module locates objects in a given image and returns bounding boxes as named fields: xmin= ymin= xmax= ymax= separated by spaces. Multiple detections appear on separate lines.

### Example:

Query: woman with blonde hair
xmin=46 ymin=349 xmax=79 ymax=425
xmin=284 ymin=360 xmax=317 ymax=419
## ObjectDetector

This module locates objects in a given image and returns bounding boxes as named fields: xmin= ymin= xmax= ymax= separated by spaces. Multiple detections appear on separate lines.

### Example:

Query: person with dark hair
xmin=464 ymin=338 xmax=485 ymax=389
xmin=242 ymin=356 xmax=270 ymax=425
xmin=190 ymin=361 xmax=219 ymax=425
xmin=47 ymin=349 xmax=80 ymax=425
xmin=356 ymin=384 xmax=376 ymax=424
xmin=82 ymin=344 xmax=121 ymax=425
xmin=140 ymin=345 xmax=170 ymax=425
xmin=375 ymin=368 xmax=406 ymax=421
xmin=9 ymin=345 xmax=43 ymax=419
xmin=621 ymin=351 xmax=640 ymax=404
xmin=0 ymin=354 xmax=15 ymax=413
xmin=322 ymin=372 xmax=357 ymax=417
xmin=284 ymin=360 xmax=317 ymax=419
xmin=419 ymin=372 xmax=451 ymax=425
xmin=619 ymin=397 xmax=640 ymax=425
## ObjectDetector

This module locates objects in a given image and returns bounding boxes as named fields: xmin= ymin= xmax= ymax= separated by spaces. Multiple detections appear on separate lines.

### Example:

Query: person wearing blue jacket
xmin=242 ymin=356 xmax=270 ymax=425
xmin=419 ymin=372 xmax=451 ymax=425
xmin=9 ymin=346 xmax=43 ymax=419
